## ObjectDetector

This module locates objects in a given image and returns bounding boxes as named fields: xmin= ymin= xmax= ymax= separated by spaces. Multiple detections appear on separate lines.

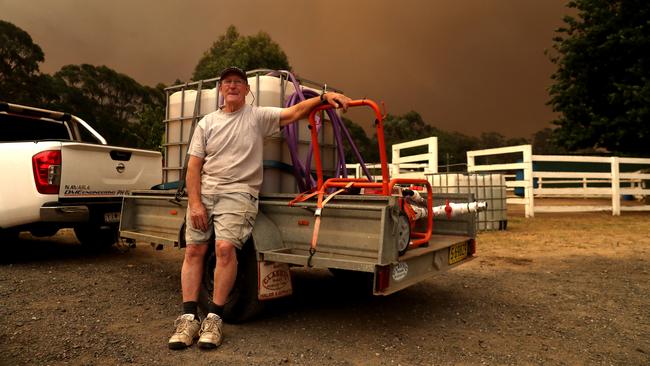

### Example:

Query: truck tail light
xmin=32 ymin=150 xmax=61 ymax=194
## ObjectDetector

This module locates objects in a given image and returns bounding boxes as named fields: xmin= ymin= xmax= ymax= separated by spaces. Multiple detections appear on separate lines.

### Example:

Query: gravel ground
xmin=0 ymin=210 xmax=648 ymax=365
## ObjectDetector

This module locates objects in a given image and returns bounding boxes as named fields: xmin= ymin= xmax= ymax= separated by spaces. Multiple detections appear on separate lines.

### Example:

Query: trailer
xmin=119 ymin=71 xmax=482 ymax=322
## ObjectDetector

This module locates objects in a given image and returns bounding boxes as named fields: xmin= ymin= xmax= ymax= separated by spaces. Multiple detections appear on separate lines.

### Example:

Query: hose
xmin=267 ymin=70 xmax=374 ymax=191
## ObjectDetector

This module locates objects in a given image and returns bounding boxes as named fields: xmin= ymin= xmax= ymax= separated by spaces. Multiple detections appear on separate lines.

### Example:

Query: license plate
xmin=104 ymin=212 xmax=120 ymax=223
xmin=448 ymin=242 xmax=468 ymax=265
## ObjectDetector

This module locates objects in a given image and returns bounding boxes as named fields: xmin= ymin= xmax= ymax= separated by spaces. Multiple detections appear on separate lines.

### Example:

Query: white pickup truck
xmin=0 ymin=102 xmax=162 ymax=246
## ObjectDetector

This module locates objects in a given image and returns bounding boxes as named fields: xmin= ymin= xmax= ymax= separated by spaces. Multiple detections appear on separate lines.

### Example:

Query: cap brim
xmin=219 ymin=67 xmax=247 ymax=81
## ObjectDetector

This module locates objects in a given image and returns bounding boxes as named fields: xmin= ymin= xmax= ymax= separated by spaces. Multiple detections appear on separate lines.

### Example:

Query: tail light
xmin=375 ymin=265 xmax=391 ymax=293
xmin=32 ymin=150 xmax=61 ymax=194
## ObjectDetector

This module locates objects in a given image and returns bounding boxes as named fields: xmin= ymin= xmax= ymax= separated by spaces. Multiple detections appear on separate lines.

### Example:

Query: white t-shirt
xmin=187 ymin=104 xmax=282 ymax=197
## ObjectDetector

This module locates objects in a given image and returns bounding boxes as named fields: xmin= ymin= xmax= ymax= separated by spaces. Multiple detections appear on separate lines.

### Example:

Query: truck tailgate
xmin=59 ymin=143 xmax=162 ymax=199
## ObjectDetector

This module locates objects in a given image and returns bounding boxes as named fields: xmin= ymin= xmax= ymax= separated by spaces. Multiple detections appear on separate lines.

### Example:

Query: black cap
xmin=219 ymin=67 xmax=247 ymax=83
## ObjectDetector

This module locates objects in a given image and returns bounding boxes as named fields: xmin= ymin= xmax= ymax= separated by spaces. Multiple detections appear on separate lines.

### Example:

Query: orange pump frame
xmin=302 ymin=99 xmax=434 ymax=249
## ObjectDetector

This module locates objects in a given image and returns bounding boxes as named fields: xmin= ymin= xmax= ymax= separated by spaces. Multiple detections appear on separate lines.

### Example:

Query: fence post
xmin=611 ymin=156 xmax=620 ymax=216
xmin=428 ymin=137 xmax=438 ymax=174
xmin=391 ymin=146 xmax=400 ymax=178
xmin=467 ymin=152 xmax=475 ymax=172
xmin=523 ymin=145 xmax=534 ymax=218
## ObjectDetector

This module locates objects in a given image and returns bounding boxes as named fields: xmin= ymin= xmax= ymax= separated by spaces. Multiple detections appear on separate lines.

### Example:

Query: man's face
xmin=219 ymin=74 xmax=249 ymax=105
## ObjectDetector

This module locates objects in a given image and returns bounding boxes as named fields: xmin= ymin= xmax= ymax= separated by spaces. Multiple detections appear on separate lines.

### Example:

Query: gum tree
xmin=548 ymin=0 xmax=650 ymax=155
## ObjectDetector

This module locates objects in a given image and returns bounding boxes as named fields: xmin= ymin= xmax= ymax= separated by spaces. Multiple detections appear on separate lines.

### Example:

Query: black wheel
xmin=0 ymin=229 xmax=20 ymax=244
xmin=198 ymin=237 xmax=264 ymax=324
xmin=29 ymin=225 xmax=59 ymax=238
xmin=73 ymin=224 xmax=117 ymax=248
xmin=397 ymin=213 xmax=411 ymax=257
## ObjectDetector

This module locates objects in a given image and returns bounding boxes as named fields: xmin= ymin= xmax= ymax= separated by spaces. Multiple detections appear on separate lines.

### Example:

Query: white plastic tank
xmin=164 ymin=74 xmax=338 ymax=193
xmin=428 ymin=173 xmax=508 ymax=231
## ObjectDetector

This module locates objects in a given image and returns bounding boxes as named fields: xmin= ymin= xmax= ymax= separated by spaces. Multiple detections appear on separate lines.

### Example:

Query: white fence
xmin=346 ymin=136 xmax=438 ymax=181
xmin=345 ymin=137 xmax=508 ymax=231
xmin=467 ymin=144 xmax=650 ymax=217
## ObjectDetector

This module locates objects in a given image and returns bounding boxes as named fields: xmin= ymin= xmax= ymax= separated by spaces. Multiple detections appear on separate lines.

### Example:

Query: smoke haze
xmin=2 ymin=0 xmax=569 ymax=137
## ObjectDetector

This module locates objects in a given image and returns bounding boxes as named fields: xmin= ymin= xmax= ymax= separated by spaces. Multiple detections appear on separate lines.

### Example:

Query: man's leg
xmin=198 ymin=192 xmax=255 ymax=349
xmin=197 ymin=239 xmax=236 ymax=349
xmin=213 ymin=239 xmax=238 ymax=306
xmin=169 ymin=243 xmax=208 ymax=350
xmin=181 ymin=243 xmax=209 ymax=303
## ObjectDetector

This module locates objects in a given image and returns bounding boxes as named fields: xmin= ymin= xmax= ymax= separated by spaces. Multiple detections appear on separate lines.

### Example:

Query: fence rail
xmin=466 ymin=145 xmax=650 ymax=217
xmin=345 ymin=137 xmax=508 ymax=231
xmin=347 ymin=137 xmax=438 ymax=181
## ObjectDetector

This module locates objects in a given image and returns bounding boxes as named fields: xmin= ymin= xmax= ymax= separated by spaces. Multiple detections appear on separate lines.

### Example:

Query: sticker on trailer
xmin=258 ymin=261 xmax=292 ymax=300
xmin=63 ymin=184 xmax=128 ymax=197
xmin=392 ymin=262 xmax=408 ymax=281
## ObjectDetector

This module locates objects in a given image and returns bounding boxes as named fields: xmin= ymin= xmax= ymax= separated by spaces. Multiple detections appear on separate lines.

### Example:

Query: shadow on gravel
xmin=263 ymin=268 xmax=461 ymax=326
xmin=0 ymin=233 xmax=122 ymax=265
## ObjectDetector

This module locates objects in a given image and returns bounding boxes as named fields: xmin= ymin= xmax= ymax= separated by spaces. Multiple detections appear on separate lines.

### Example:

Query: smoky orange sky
xmin=2 ymin=0 xmax=569 ymax=138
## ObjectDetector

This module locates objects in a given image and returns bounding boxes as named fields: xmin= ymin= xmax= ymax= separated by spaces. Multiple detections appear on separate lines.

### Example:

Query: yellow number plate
xmin=104 ymin=212 xmax=120 ymax=223
xmin=448 ymin=242 xmax=468 ymax=265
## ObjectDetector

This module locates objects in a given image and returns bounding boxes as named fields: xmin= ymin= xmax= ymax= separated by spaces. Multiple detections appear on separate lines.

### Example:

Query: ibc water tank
xmin=163 ymin=74 xmax=338 ymax=194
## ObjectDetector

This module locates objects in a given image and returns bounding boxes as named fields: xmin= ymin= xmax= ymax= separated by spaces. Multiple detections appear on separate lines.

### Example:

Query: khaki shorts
xmin=185 ymin=192 xmax=258 ymax=249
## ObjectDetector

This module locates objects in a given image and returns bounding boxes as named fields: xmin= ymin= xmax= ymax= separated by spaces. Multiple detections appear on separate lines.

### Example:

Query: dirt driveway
xmin=1 ymin=210 xmax=648 ymax=365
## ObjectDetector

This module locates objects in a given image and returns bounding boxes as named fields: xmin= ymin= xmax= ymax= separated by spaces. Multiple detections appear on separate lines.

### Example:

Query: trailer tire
xmin=73 ymin=224 xmax=117 ymax=248
xmin=0 ymin=229 xmax=19 ymax=243
xmin=199 ymin=237 xmax=264 ymax=324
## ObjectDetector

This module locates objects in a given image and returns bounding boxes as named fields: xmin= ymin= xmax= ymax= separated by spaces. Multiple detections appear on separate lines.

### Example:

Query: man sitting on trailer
xmin=168 ymin=66 xmax=351 ymax=350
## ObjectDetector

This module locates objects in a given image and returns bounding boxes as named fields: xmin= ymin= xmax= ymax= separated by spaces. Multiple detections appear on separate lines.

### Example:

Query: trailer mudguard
xmin=251 ymin=211 xmax=285 ymax=252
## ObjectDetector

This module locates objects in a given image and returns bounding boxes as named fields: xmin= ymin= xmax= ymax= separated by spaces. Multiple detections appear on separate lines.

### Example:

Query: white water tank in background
xmin=164 ymin=74 xmax=337 ymax=193
xmin=428 ymin=173 xmax=508 ymax=231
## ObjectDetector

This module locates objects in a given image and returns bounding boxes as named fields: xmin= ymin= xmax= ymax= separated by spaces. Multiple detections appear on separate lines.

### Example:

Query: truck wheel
xmin=0 ymin=229 xmax=20 ymax=243
xmin=29 ymin=225 xmax=60 ymax=238
xmin=199 ymin=237 xmax=264 ymax=324
xmin=73 ymin=225 xmax=117 ymax=248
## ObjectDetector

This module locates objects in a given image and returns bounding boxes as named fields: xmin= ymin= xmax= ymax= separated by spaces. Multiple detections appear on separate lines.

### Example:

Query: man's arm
xmin=279 ymin=92 xmax=351 ymax=127
xmin=186 ymin=155 xmax=208 ymax=232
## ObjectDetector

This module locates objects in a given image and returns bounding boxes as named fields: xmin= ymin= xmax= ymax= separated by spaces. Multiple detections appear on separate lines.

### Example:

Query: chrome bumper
xmin=40 ymin=205 xmax=89 ymax=222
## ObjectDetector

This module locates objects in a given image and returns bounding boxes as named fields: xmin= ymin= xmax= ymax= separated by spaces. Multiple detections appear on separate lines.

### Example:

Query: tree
xmin=370 ymin=111 xmax=437 ymax=162
xmin=436 ymin=131 xmax=479 ymax=171
xmin=548 ymin=0 xmax=650 ymax=156
xmin=341 ymin=117 xmax=372 ymax=163
xmin=129 ymin=103 xmax=165 ymax=151
xmin=531 ymin=128 xmax=569 ymax=155
xmin=477 ymin=132 xmax=507 ymax=150
xmin=0 ymin=20 xmax=45 ymax=104
xmin=0 ymin=21 xmax=163 ymax=149
xmin=192 ymin=25 xmax=291 ymax=80
xmin=53 ymin=64 xmax=164 ymax=148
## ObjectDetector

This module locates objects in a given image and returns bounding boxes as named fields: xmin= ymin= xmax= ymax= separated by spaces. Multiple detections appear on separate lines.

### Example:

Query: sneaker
xmin=197 ymin=313 xmax=223 ymax=349
xmin=168 ymin=314 xmax=200 ymax=350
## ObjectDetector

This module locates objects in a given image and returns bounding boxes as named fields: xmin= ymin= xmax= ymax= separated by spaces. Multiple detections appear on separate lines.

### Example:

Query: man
xmin=168 ymin=67 xmax=351 ymax=350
